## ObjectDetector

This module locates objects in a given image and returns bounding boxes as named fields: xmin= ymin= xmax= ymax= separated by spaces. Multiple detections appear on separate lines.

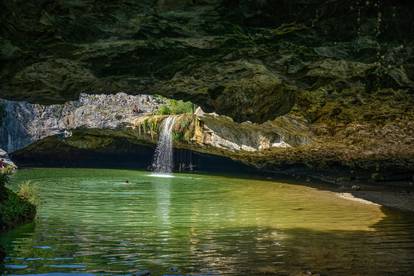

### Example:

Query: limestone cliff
xmin=0 ymin=93 xmax=164 ymax=152
xmin=2 ymin=96 xmax=309 ymax=156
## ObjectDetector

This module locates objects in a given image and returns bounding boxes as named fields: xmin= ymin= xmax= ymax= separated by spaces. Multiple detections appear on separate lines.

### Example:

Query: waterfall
xmin=151 ymin=116 xmax=176 ymax=174
xmin=7 ymin=133 xmax=13 ymax=153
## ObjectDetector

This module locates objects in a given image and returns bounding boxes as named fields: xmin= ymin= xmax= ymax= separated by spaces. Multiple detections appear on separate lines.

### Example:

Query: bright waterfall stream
xmin=151 ymin=116 xmax=176 ymax=174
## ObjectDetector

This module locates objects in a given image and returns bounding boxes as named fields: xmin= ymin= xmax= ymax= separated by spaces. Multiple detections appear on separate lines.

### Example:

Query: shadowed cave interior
xmin=10 ymin=137 xmax=260 ymax=174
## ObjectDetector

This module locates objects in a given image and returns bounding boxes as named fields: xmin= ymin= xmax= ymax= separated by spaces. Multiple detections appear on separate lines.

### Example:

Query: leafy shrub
xmin=156 ymin=99 xmax=194 ymax=115
xmin=0 ymin=166 xmax=14 ymax=200
xmin=0 ymin=165 xmax=14 ymax=177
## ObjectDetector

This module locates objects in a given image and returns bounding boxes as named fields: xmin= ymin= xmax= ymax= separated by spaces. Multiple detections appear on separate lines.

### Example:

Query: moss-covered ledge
xmin=9 ymin=110 xmax=414 ymax=186
xmin=0 ymin=166 xmax=36 ymax=262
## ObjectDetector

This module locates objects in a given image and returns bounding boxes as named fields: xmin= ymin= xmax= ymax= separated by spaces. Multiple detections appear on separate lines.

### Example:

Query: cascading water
xmin=151 ymin=116 xmax=176 ymax=175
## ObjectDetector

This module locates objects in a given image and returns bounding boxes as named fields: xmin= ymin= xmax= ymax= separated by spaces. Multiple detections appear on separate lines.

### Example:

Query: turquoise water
xmin=1 ymin=168 xmax=414 ymax=275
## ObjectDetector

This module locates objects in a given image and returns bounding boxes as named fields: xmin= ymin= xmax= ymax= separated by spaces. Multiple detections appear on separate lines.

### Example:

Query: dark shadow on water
xmin=10 ymin=137 xmax=325 ymax=188
xmin=14 ymin=135 xmax=412 ymax=218
xmin=11 ymin=138 xmax=260 ymax=174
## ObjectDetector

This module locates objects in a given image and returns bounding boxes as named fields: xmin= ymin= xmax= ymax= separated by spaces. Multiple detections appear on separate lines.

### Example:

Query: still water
xmin=1 ymin=168 xmax=414 ymax=275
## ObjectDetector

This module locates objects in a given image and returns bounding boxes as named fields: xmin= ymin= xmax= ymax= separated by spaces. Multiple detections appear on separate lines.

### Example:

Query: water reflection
xmin=152 ymin=177 xmax=171 ymax=227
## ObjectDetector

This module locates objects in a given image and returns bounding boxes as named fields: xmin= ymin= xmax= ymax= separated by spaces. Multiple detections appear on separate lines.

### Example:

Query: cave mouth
xmin=10 ymin=138 xmax=260 ymax=175
xmin=2 ymin=0 xmax=414 ymax=274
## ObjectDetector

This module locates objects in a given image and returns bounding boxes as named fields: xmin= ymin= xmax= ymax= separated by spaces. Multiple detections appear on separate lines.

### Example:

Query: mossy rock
xmin=2 ymin=0 xmax=413 ymax=124
xmin=158 ymin=60 xmax=297 ymax=122
xmin=0 ymin=170 xmax=36 ymax=233
xmin=0 ymin=189 xmax=36 ymax=232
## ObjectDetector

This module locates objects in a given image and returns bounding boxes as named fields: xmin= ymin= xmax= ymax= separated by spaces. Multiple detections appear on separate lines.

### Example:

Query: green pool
xmin=1 ymin=168 xmax=414 ymax=275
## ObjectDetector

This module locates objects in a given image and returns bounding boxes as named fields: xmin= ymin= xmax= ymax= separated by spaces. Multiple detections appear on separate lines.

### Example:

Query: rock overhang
xmin=1 ymin=0 xmax=413 ymax=123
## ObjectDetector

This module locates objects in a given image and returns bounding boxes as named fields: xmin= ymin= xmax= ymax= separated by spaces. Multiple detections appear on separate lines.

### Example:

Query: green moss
xmin=0 ymin=188 xmax=36 ymax=231
xmin=151 ymin=120 xmax=158 ymax=132
xmin=0 ymin=168 xmax=36 ymax=232
xmin=173 ymin=132 xmax=184 ymax=142
xmin=171 ymin=115 xmax=196 ymax=142
xmin=271 ymin=23 xmax=307 ymax=36
xmin=65 ymin=134 xmax=113 ymax=149
xmin=155 ymin=98 xmax=194 ymax=115
xmin=294 ymin=86 xmax=414 ymax=125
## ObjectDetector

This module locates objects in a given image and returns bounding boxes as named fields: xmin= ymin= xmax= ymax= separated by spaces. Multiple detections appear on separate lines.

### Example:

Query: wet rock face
xmin=0 ymin=93 xmax=164 ymax=153
xmin=1 ymin=0 xmax=413 ymax=123
xmin=1 ymin=91 xmax=310 ymax=161
xmin=8 ymin=111 xmax=312 ymax=168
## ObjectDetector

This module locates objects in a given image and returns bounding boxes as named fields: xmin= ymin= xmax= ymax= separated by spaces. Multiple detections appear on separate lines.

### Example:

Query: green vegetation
xmin=139 ymin=116 xmax=164 ymax=139
xmin=0 ymin=167 xmax=36 ymax=233
xmin=135 ymin=114 xmax=196 ymax=143
xmin=172 ymin=115 xmax=195 ymax=142
xmin=155 ymin=98 xmax=194 ymax=115
xmin=17 ymin=180 xmax=39 ymax=206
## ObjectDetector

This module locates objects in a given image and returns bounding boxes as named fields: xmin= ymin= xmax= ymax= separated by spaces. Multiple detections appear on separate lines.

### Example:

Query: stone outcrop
xmin=1 ymin=94 xmax=310 ymax=171
xmin=0 ymin=93 xmax=164 ymax=152
xmin=129 ymin=113 xmax=310 ymax=152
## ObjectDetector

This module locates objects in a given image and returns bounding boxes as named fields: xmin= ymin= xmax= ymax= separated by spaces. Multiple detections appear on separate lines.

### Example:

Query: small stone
xmin=351 ymin=185 xmax=361 ymax=191
xmin=169 ymin=266 xmax=179 ymax=272
xmin=371 ymin=172 xmax=382 ymax=181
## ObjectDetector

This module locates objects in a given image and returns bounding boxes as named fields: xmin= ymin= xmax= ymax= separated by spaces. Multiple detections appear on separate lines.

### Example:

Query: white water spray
xmin=151 ymin=116 xmax=176 ymax=175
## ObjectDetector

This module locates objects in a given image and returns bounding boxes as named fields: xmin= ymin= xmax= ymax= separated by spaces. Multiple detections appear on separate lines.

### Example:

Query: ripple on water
xmin=2 ymin=168 xmax=414 ymax=275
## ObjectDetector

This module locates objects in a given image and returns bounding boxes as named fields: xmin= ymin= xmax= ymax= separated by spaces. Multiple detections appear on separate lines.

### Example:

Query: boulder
xmin=0 ymin=148 xmax=16 ymax=169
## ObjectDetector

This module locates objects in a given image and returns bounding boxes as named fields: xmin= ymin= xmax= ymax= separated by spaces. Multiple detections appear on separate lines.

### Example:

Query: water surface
xmin=1 ymin=168 xmax=414 ymax=275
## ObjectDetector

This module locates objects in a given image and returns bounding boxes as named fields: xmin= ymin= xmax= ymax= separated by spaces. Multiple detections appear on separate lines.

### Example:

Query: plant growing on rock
xmin=0 ymin=168 xmax=36 ymax=232
xmin=17 ymin=180 xmax=39 ymax=206
xmin=155 ymin=98 xmax=194 ymax=115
